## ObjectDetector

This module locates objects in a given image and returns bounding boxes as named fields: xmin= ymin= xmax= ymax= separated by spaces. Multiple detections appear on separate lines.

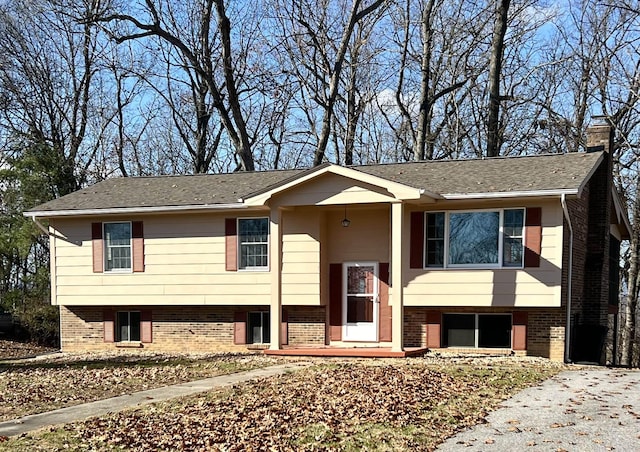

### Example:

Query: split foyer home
xmin=25 ymin=121 xmax=630 ymax=363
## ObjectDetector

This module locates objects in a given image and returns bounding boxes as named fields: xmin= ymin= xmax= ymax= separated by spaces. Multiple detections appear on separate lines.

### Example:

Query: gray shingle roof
xmin=27 ymin=151 xmax=603 ymax=214
xmin=355 ymin=151 xmax=603 ymax=195
xmin=28 ymin=169 xmax=304 ymax=213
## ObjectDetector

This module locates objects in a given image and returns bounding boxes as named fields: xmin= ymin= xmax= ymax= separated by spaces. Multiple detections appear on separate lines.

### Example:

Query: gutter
xmin=442 ymin=188 xmax=578 ymax=200
xmin=561 ymin=193 xmax=574 ymax=363
xmin=24 ymin=202 xmax=248 ymax=218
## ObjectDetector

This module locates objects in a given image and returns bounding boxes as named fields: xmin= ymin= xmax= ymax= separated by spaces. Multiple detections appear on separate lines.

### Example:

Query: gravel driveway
xmin=437 ymin=368 xmax=640 ymax=451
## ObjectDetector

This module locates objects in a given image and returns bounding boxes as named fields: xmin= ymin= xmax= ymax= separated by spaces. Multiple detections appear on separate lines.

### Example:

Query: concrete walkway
xmin=0 ymin=362 xmax=309 ymax=437
xmin=437 ymin=368 xmax=640 ymax=451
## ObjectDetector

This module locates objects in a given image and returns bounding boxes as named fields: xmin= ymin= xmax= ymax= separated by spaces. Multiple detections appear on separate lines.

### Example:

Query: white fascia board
xmin=24 ymin=203 xmax=248 ymax=218
xmin=441 ymin=189 xmax=578 ymax=200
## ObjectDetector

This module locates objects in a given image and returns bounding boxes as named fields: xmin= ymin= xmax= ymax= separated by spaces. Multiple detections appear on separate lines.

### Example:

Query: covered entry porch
xmin=241 ymin=164 xmax=433 ymax=353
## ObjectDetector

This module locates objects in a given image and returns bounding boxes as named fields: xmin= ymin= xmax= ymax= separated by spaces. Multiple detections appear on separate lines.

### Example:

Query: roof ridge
xmin=349 ymin=151 xmax=590 ymax=170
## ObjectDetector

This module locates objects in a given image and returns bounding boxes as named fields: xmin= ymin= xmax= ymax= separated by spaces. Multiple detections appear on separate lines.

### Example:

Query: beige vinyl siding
xmin=51 ymin=213 xmax=272 ymax=306
xmin=281 ymin=208 xmax=321 ymax=306
xmin=270 ymin=172 xmax=397 ymax=207
xmin=404 ymin=200 xmax=563 ymax=308
xmin=326 ymin=207 xmax=390 ymax=263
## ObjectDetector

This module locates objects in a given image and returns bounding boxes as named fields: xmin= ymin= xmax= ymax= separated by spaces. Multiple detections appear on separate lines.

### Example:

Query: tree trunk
xmin=486 ymin=0 xmax=510 ymax=158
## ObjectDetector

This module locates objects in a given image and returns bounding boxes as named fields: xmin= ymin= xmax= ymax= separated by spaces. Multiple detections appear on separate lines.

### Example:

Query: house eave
xmin=24 ymin=203 xmax=248 ymax=218
xmin=440 ymin=189 xmax=579 ymax=200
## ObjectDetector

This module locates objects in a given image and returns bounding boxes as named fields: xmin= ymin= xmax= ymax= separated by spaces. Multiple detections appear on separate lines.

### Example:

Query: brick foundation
xmin=403 ymin=307 xmax=566 ymax=361
xmin=61 ymin=304 xmax=567 ymax=361
xmin=287 ymin=306 xmax=326 ymax=345
xmin=60 ymin=305 xmax=328 ymax=352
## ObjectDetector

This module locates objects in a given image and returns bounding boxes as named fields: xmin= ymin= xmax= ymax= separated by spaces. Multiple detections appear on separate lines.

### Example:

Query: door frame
xmin=342 ymin=261 xmax=379 ymax=342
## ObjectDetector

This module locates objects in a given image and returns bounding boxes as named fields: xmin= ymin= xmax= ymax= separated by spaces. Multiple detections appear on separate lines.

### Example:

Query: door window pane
xmin=347 ymin=296 xmax=374 ymax=323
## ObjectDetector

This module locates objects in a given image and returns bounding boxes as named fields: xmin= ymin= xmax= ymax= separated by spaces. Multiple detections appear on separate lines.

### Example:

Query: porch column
xmin=270 ymin=207 xmax=282 ymax=350
xmin=391 ymin=201 xmax=404 ymax=352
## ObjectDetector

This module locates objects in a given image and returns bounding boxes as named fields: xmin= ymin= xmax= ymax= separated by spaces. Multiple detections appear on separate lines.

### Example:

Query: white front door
xmin=343 ymin=262 xmax=379 ymax=342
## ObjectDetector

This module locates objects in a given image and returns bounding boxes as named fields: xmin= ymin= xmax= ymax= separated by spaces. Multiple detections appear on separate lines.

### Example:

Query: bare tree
xmin=91 ymin=0 xmax=257 ymax=171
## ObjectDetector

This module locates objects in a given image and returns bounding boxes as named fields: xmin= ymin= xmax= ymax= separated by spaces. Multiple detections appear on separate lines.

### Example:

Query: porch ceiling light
xmin=342 ymin=207 xmax=351 ymax=227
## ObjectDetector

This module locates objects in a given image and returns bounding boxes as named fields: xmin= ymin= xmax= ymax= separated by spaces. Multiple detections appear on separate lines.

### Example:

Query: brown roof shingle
xmin=27 ymin=151 xmax=603 ymax=214
xmin=355 ymin=151 xmax=602 ymax=195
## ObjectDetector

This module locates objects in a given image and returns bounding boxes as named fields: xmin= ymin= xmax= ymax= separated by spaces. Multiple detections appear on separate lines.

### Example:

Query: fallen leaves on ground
xmin=0 ymin=352 xmax=281 ymax=421
xmin=0 ymin=339 xmax=56 ymax=361
xmin=64 ymin=360 xmax=558 ymax=451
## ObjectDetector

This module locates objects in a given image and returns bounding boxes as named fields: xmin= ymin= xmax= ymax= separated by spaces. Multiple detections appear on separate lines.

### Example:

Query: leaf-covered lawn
xmin=0 ymin=352 xmax=282 ymax=422
xmin=0 ymin=339 xmax=57 ymax=361
xmin=2 ymin=359 xmax=564 ymax=451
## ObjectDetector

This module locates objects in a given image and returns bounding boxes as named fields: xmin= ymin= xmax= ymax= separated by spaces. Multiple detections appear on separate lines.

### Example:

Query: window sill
xmin=422 ymin=266 xmax=524 ymax=271
xmin=115 ymin=341 xmax=143 ymax=348
xmin=246 ymin=344 xmax=270 ymax=350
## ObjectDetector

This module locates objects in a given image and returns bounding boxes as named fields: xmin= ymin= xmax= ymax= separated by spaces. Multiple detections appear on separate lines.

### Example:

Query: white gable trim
xmin=241 ymin=163 xmax=431 ymax=206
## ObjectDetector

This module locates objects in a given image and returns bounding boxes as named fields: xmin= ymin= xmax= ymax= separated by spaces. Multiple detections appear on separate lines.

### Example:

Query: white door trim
xmin=342 ymin=261 xmax=379 ymax=342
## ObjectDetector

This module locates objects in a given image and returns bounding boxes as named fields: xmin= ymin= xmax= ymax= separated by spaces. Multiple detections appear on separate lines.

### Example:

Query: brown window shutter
xmin=524 ymin=207 xmax=542 ymax=267
xmin=233 ymin=311 xmax=246 ymax=344
xmin=141 ymin=309 xmax=152 ymax=343
xmin=512 ymin=312 xmax=528 ymax=351
xmin=92 ymin=223 xmax=103 ymax=273
xmin=281 ymin=309 xmax=288 ymax=346
xmin=103 ymin=309 xmax=114 ymax=343
xmin=378 ymin=263 xmax=392 ymax=342
xmin=329 ymin=263 xmax=342 ymax=341
xmin=410 ymin=212 xmax=425 ymax=269
xmin=426 ymin=311 xmax=441 ymax=348
xmin=225 ymin=218 xmax=238 ymax=271
xmin=132 ymin=221 xmax=145 ymax=272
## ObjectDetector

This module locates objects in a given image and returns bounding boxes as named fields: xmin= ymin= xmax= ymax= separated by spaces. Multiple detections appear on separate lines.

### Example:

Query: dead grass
xmin=1 ymin=357 xmax=565 ymax=451
xmin=0 ymin=351 xmax=283 ymax=422
xmin=0 ymin=339 xmax=57 ymax=361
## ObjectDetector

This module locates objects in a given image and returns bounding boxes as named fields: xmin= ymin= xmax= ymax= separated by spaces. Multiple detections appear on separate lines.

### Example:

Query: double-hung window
xmin=424 ymin=209 xmax=525 ymax=268
xmin=104 ymin=222 xmax=132 ymax=271
xmin=238 ymin=218 xmax=269 ymax=270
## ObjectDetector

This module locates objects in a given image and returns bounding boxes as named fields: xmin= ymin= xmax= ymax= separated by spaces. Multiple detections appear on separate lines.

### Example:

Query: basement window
xmin=442 ymin=313 xmax=511 ymax=348
xmin=248 ymin=312 xmax=270 ymax=344
xmin=116 ymin=311 xmax=141 ymax=342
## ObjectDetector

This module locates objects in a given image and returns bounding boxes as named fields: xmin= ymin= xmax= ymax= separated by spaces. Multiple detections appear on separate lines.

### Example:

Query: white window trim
xmin=424 ymin=208 xmax=525 ymax=270
xmin=103 ymin=221 xmax=133 ymax=273
xmin=443 ymin=313 xmax=513 ymax=349
xmin=237 ymin=217 xmax=270 ymax=272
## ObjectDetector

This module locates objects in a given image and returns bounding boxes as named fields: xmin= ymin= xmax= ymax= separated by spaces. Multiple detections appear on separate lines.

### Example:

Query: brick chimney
xmin=586 ymin=115 xmax=614 ymax=153
xmin=572 ymin=115 xmax=615 ymax=364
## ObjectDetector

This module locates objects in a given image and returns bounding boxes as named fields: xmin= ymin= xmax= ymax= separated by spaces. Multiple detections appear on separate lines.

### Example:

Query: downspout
xmin=29 ymin=215 xmax=51 ymax=236
xmin=561 ymin=194 xmax=573 ymax=363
